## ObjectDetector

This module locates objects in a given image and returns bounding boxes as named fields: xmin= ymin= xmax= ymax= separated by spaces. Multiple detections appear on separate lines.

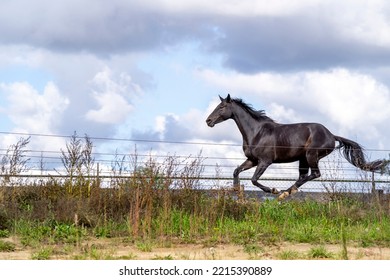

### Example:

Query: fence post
xmin=371 ymin=171 xmax=383 ymax=207
xmin=96 ymin=163 xmax=100 ymax=188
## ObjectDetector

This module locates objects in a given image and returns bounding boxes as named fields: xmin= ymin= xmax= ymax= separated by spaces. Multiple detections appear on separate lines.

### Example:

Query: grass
xmin=277 ymin=250 xmax=301 ymax=260
xmin=0 ymin=240 xmax=15 ymax=252
xmin=151 ymin=254 xmax=174 ymax=260
xmin=31 ymin=247 xmax=53 ymax=260
xmin=12 ymin=219 xmax=87 ymax=247
xmin=308 ymin=246 xmax=334 ymax=259
xmin=136 ymin=240 xmax=153 ymax=252
xmin=1 ymin=189 xmax=389 ymax=260
xmin=0 ymin=229 xmax=10 ymax=238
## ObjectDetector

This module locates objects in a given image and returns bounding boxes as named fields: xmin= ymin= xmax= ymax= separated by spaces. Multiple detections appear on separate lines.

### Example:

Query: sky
xmin=1 ymin=0 xmax=390 ymax=184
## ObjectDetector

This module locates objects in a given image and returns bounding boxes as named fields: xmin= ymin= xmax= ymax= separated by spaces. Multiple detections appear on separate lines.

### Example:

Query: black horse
xmin=206 ymin=94 xmax=386 ymax=200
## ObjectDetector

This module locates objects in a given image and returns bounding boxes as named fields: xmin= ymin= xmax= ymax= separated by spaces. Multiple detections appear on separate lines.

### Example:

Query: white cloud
xmin=1 ymin=81 xmax=69 ymax=132
xmin=0 ymin=45 xmax=46 ymax=67
xmin=85 ymin=67 xmax=142 ymax=124
xmin=0 ymin=81 xmax=69 ymax=150
xmin=268 ymin=103 xmax=302 ymax=123
xmin=335 ymin=0 xmax=390 ymax=47
xmin=86 ymin=92 xmax=133 ymax=124
xmin=196 ymin=68 xmax=298 ymax=97
xmin=303 ymin=69 xmax=390 ymax=130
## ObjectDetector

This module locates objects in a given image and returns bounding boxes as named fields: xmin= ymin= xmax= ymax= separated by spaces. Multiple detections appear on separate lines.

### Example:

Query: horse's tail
xmin=334 ymin=136 xmax=386 ymax=173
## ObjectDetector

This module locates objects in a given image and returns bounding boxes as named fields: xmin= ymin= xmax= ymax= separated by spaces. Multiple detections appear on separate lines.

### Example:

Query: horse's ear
xmin=219 ymin=95 xmax=224 ymax=102
xmin=226 ymin=94 xmax=231 ymax=102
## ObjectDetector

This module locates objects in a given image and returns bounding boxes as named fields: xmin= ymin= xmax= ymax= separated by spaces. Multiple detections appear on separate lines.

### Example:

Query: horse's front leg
xmin=233 ymin=159 xmax=257 ymax=189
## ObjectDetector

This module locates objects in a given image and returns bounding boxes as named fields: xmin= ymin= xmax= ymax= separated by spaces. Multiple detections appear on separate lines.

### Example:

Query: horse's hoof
xmin=271 ymin=188 xmax=280 ymax=194
xmin=278 ymin=191 xmax=289 ymax=201
xmin=290 ymin=186 xmax=298 ymax=195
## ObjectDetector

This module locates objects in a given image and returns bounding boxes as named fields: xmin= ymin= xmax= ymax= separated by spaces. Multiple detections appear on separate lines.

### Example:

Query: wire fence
xmin=0 ymin=174 xmax=388 ymax=195
xmin=1 ymin=131 xmax=390 ymax=194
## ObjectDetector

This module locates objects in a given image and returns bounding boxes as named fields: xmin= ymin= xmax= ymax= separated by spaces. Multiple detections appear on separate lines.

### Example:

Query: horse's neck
xmin=231 ymin=105 xmax=263 ymax=144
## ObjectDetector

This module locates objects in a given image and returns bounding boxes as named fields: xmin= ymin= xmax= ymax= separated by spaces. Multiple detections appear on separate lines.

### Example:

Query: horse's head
xmin=206 ymin=94 xmax=233 ymax=127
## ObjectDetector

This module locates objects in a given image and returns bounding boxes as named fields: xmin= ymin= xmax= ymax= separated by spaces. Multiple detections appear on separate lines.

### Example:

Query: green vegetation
xmin=31 ymin=247 xmax=53 ymax=260
xmin=0 ymin=240 xmax=15 ymax=252
xmin=277 ymin=249 xmax=301 ymax=260
xmin=307 ymin=246 xmax=334 ymax=259
xmin=1 ymin=184 xmax=389 ymax=259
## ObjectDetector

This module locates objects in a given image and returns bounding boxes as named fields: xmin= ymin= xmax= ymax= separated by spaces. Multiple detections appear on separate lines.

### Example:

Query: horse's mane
xmin=232 ymin=98 xmax=274 ymax=122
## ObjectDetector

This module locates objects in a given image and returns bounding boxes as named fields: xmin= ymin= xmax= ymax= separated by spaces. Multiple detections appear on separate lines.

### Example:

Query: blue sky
xmin=1 ymin=0 xmax=390 ymax=184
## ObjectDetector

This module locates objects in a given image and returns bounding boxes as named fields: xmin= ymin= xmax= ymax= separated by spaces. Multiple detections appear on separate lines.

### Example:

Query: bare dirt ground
xmin=1 ymin=236 xmax=390 ymax=260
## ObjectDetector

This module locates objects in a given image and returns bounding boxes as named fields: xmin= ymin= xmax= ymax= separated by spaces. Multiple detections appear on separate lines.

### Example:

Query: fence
xmin=0 ymin=172 xmax=389 ymax=195
xmin=0 ymin=131 xmax=389 ymax=194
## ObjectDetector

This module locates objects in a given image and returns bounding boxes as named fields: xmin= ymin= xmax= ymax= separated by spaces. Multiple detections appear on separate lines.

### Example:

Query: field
xmin=0 ymin=136 xmax=390 ymax=260
xmin=1 ymin=184 xmax=389 ymax=260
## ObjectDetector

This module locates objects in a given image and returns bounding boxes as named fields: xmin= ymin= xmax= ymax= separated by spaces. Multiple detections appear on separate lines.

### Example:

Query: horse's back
xmin=275 ymin=122 xmax=335 ymax=149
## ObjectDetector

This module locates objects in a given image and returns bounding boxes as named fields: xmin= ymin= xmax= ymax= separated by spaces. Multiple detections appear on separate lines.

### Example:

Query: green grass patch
xmin=0 ymin=229 xmax=10 ymax=238
xmin=0 ymin=240 xmax=15 ymax=252
xmin=277 ymin=250 xmax=302 ymax=260
xmin=308 ymin=246 xmax=334 ymax=259
xmin=31 ymin=247 xmax=53 ymax=260
xmin=13 ymin=219 xmax=87 ymax=247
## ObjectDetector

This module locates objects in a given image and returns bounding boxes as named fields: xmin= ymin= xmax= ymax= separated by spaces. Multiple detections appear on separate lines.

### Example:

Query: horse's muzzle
xmin=206 ymin=118 xmax=215 ymax=127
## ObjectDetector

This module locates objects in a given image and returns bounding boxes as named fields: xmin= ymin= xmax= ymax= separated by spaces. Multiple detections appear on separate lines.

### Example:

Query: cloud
xmin=150 ymin=0 xmax=325 ymax=16
xmin=1 ymin=1 xmax=390 ymax=74
xmin=209 ymin=9 xmax=390 ymax=72
xmin=268 ymin=103 xmax=302 ymax=123
xmin=0 ymin=0 xmax=214 ymax=55
xmin=85 ymin=92 xmax=133 ymax=124
xmin=0 ymin=81 xmax=69 ymax=150
xmin=1 ymin=81 xmax=69 ymax=132
xmin=0 ymin=44 xmax=155 ymax=142
xmin=303 ymin=69 xmax=390 ymax=130
xmin=86 ymin=67 xmax=141 ymax=124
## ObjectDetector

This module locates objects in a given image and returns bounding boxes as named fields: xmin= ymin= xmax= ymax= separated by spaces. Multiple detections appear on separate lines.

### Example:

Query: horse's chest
xmin=244 ymin=148 xmax=252 ymax=158
xmin=243 ymin=142 xmax=273 ymax=160
xmin=243 ymin=146 xmax=258 ymax=160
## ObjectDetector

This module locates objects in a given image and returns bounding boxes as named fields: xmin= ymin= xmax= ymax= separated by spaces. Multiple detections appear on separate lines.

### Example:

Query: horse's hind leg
xmin=293 ymin=158 xmax=311 ymax=192
xmin=279 ymin=158 xmax=308 ymax=199
xmin=278 ymin=156 xmax=321 ymax=200
xmin=298 ymin=157 xmax=310 ymax=181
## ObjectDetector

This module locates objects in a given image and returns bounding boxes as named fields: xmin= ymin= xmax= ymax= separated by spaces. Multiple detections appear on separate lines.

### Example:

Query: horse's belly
xmin=273 ymin=147 xmax=306 ymax=163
